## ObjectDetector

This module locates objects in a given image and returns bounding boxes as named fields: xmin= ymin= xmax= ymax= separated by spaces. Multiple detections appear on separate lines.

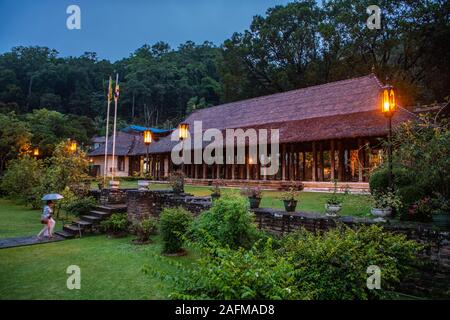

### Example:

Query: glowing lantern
xmin=69 ymin=141 xmax=77 ymax=152
xmin=143 ymin=130 xmax=152 ymax=145
xmin=178 ymin=123 xmax=189 ymax=141
xmin=33 ymin=147 xmax=40 ymax=157
xmin=382 ymin=86 xmax=396 ymax=115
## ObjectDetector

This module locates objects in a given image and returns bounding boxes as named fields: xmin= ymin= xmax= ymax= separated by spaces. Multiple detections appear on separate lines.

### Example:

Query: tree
xmin=0 ymin=112 xmax=31 ymax=173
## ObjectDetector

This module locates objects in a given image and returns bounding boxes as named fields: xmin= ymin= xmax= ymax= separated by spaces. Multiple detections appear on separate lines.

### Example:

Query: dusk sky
xmin=0 ymin=0 xmax=294 ymax=61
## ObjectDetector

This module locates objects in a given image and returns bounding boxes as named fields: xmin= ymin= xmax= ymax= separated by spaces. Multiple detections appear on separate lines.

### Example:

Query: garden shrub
xmin=131 ymin=217 xmax=158 ymax=243
xmin=100 ymin=213 xmax=129 ymax=235
xmin=160 ymin=207 xmax=192 ymax=254
xmin=191 ymin=194 xmax=260 ymax=249
xmin=64 ymin=196 xmax=97 ymax=217
xmin=0 ymin=156 xmax=43 ymax=205
xmin=167 ymin=238 xmax=306 ymax=300
xmin=370 ymin=116 xmax=449 ymax=221
xmin=281 ymin=225 xmax=423 ymax=300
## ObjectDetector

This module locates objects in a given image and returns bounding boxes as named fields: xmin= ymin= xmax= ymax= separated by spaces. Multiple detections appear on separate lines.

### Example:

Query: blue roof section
xmin=121 ymin=125 xmax=173 ymax=134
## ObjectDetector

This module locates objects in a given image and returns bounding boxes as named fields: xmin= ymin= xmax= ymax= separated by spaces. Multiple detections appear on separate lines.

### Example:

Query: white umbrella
xmin=41 ymin=194 xmax=64 ymax=201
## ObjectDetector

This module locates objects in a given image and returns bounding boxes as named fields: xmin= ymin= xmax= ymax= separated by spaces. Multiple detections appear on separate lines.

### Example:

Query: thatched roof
xmin=90 ymin=74 xmax=414 ymax=157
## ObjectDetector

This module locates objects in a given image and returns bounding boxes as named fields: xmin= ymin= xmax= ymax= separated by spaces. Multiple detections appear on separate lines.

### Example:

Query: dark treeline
xmin=0 ymin=0 xmax=448 ymax=130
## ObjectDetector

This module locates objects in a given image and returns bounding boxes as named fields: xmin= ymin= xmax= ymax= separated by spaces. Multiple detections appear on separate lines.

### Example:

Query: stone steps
xmin=57 ymin=204 xmax=125 ymax=239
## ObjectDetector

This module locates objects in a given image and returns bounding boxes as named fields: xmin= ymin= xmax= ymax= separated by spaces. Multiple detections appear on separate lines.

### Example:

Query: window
xmin=118 ymin=156 xmax=125 ymax=172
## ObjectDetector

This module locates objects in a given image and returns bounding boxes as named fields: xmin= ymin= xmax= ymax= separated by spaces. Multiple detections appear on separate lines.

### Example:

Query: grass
xmin=0 ymin=234 xmax=196 ymax=299
xmin=0 ymin=196 xmax=418 ymax=300
xmin=94 ymin=180 xmax=372 ymax=217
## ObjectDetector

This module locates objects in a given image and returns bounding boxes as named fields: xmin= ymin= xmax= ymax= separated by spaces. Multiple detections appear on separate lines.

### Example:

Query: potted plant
xmin=241 ymin=186 xmax=262 ymax=209
xmin=109 ymin=179 xmax=120 ymax=189
xmin=210 ymin=180 xmax=222 ymax=201
xmin=169 ymin=170 xmax=185 ymax=194
xmin=137 ymin=180 xmax=150 ymax=190
xmin=325 ymin=180 xmax=347 ymax=216
xmin=370 ymin=190 xmax=402 ymax=220
xmin=280 ymin=182 xmax=303 ymax=212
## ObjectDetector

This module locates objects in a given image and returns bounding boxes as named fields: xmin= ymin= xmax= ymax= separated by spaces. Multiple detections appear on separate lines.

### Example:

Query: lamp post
xmin=32 ymin=147 xmax=40 ymax=158
xmin=143 ymin=129 xmax=152 ymax=175
xmin=178 ymin=123 xmax=189 ymax=174
xmin=69 ymin=140 xmax=77 ymax=153
xmin=381 ymin=85 xmax=396 ymax=189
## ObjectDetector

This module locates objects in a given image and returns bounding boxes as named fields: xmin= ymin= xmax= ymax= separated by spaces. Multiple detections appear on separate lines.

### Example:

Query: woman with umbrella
xmin=37 ymin=194 xmax=63 ymax=240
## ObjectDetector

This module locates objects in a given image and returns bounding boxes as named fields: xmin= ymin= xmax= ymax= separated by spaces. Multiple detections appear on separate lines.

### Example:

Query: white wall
xmin=91 ymin=155 xmax=130 ymax=177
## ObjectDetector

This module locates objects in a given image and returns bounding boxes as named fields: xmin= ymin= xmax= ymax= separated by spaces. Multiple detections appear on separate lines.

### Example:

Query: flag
xmin=114 ymin=83 xmax=120 ymax=101
xmin=107 ymin=76 xmax=113 ymax=103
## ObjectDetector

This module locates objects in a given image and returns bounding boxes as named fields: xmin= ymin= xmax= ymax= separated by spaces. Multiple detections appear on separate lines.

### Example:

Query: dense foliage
xmin=160 ymin=207 xmax=192 ymax=254
xmin=0 ymin=140 xmax=91 ymax=209
xmin=63 ymin=197 xmax=96 ymax=217
xmin=131 ymin=217 xmax=158 ymax=243
xmin=281 ymin=226 xmax=422 ymax=300
xmin=162 ymin=225 xmax=422 ymax=300
xmin=169 ymin=239 xmax=303 ymax=300
xmin=100 ymin=213 xmax=129 ymax=235
xmin=370 ymin=115 xmax=449 ymax=220
xmin=0 ymin=1 xmax=447 ymax=132
xmin=191 ymin=195 xmax=260 ymax=249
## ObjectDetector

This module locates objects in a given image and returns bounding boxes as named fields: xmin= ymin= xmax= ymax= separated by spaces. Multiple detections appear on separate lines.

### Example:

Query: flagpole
xmin=111 ymin=73 xmax=119 ymax=181
xmin=103 ymin=76 xmax=112 ymax=184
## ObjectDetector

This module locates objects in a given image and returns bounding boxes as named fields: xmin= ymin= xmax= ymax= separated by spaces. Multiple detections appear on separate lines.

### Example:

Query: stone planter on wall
xmin=325 ymin=203 xmax=342 ymax=216
xmin=138 ymin=180 xmax=150 ymax=191
xmin=283 ymin=200 xmax=297 ymax=212
xmin=371 ymin=207 xmax=392 ymax=218
xmin=109 ymin=180 xmax=120 ymax=189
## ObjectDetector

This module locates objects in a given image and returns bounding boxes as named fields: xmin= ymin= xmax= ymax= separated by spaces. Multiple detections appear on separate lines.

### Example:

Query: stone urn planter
xmin=283 ymin=200 xmax=298 ymax=212
xmin=432 ymin=213 xmax=450 ymax=230
xmin=109 ymin=180 xmax=120 ymax=189
xmin=371 ymin=207 xmax=392 ymax=218
xmin=325 ymin=203 xmax=342 ymax=216
xmin=211 ymin=193 xmax=220 ymax=201
xmin=248 ymin=196 xmax=262 ymax=209
xmin=138 ymin=180 xmax=150 ymax=191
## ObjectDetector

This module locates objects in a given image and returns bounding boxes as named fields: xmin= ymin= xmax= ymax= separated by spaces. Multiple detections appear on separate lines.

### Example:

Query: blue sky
xmin=0 ymin=0 xmax=292 ymax=61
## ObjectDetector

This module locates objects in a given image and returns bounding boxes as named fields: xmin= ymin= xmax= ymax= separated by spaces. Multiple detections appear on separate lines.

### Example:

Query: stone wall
xmin=99 ymin=188 xmax=132 ymax=205
xmin=126 ymin=189 xmax=211 ymax=222
xmin=252 ymin=208 xmax=450 ymax=299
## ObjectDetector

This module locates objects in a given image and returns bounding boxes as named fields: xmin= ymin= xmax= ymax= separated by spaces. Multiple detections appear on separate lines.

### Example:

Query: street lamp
xmin=69 ymin=140 xmax=77 ymax=153
xmin=178 ymin=123 xmax=189 ymax=141
xmin=381 ymin=85 xmax=396 ymax=189
xmin=178 ymin=123 xmax=190 ymax=174
xmin=143 ymin=129 xmax=152 ymax=174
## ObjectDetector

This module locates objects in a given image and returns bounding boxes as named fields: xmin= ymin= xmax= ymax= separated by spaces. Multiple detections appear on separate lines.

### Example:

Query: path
xmin=0 ymin=235 xmax=65 ymax=249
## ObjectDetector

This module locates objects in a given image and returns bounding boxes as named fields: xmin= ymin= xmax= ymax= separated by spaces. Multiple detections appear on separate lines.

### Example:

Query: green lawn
xmin=0 ymin=235 xmax=197 ymax=299
xmin=99 ymin=181 xmax=372 ymax=217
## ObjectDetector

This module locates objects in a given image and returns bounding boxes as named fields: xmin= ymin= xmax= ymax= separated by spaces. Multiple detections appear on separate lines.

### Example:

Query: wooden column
xmin=358 ymin=138 xmax=364 ymax=182
xmin=202 ymin=163 xmax=207 ymax=179
xmin=330 ymin=140 xmax=336 ymax=181
xmin=338 ymin=140 xmax=345 ymax=182
xmin=289 ymin=145 xmax=294 ymax=181
xmin=281 ymin=144 xmax=286 ymax=181
xmin=216 ymin=164 xmax=220 ymax=179
xmin=302 ymin=151 xmax=306 ymax=180
xmin=312 ymin=142 xmax=317 ymax=181
xmin=319 ymin=142 xmax=324 ymax=181
xmin=231 ymin=164 xmax=235 ymax=180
